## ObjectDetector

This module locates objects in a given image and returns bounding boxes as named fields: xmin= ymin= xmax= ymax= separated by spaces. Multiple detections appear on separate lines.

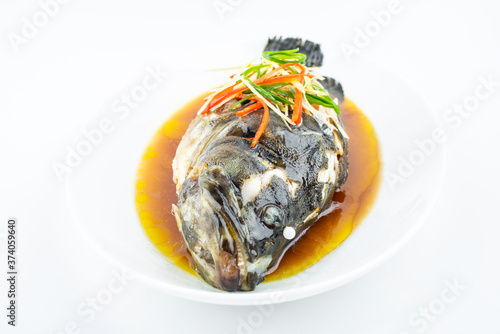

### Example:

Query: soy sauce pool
xmin=135 ymin=93 xmax=381 ymax=281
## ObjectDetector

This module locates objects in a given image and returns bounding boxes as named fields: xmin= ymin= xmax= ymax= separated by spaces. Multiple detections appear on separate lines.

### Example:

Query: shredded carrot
xmin=235 ymin=101 xmax=262 ymax=116
xmin=256 ymin=74 xmax=305 ymax=86
xmin=291 ymin=66 xmax=306 ymax=124
xmin=212 ymin=85 xmax=236 ymax=101
xmin=257 ymin=63 xmax=307 ymax=82
xmin=202 ymin=87 xmax=246 ymax=114
xmin=291 ymin=89 xmax=303 ymax=124
xmin=259 ymin=75 xmax=302 ymax=85
xmin=251 ymin=97 xmax=269 ymax=148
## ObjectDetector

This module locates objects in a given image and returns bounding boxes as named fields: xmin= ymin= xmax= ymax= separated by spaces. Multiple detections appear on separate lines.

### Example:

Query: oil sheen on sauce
xmin=135 ymin=93 xmax=381 ymax=281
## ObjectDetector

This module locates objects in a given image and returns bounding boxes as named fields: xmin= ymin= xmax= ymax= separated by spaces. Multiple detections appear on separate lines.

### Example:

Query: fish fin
xmin=321 ymin=76 xmax=345 ymax=104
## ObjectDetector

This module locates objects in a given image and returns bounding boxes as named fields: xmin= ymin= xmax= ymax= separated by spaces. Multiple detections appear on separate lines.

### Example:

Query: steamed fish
xmin=172 ymin=39 xmax=348 ymax=291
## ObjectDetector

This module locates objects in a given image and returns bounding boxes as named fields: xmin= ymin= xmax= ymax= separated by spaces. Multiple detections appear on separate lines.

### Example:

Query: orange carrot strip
xmin=291 ymin=90 xmax=303 ymax=124
xmin=251 ymin=98 xmax=269 ymax=148
xmin=291 ymin=66 xmax=306 ymax=124
xmin=256 ymin=63 xmax=307 ymax=82
xmin=210 ymin=67 xmax=266 ymax=108
xmin=202 ymin=87 xmax=246 ymax=114
xmin=235 ymin=101 xmax=262 ymax=116
xmin=256 ymin=74 xmax=304 ymax=86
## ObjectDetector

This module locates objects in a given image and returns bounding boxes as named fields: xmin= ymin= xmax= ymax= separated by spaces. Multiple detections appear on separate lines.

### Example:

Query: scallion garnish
xmin=229 ymin=94 xmax=253 ymax=110
xmin=199 ymin=49 xmax=345 ymax=147
xmin=242 ymin=74 xmax=280 ymax=105
xmin=262 ymin=49 xmax=307 ymax=65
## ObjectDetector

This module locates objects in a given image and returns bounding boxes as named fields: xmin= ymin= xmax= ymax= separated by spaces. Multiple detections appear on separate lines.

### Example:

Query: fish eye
xmin=260 ymin=204 xmax=285 ymax=228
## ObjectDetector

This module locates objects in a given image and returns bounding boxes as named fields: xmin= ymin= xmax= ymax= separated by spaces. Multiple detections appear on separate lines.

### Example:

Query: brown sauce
xmin=135 ymin=93 xmax=381 ymax=281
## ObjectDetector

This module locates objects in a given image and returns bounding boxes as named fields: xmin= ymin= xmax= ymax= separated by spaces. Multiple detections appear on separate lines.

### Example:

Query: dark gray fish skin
xmin=172 ymin=99 xmax=348 ymax=291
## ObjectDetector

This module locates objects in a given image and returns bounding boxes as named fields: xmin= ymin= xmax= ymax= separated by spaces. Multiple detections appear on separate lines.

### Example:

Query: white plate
xmin=65 ymin=53 xmax=445 ymax=305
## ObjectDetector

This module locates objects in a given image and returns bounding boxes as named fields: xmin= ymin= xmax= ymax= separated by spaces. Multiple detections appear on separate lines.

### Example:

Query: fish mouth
xmin=174 ymin=166 xmax=258 ymax=291
xmin=213 ymin=227 xmax=248 ymax=291
xmin=173 ymin=206 xmax=251 ymax=292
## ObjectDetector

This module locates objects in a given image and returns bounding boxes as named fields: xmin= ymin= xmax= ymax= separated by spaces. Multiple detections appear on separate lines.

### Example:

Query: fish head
xmin=173 ymin=162 xmax=295 ymax=291
xmin=173 ymin=164 xmax=258 ymax=291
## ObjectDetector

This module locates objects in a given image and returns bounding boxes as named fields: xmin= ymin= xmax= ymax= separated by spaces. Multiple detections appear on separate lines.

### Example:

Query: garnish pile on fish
xmin=172 ymin=37 xmax=349 ymax=291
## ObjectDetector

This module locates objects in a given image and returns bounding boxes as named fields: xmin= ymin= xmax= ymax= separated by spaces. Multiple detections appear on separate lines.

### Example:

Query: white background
xmin=1 ymin=0 xmax=500 ymax=333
